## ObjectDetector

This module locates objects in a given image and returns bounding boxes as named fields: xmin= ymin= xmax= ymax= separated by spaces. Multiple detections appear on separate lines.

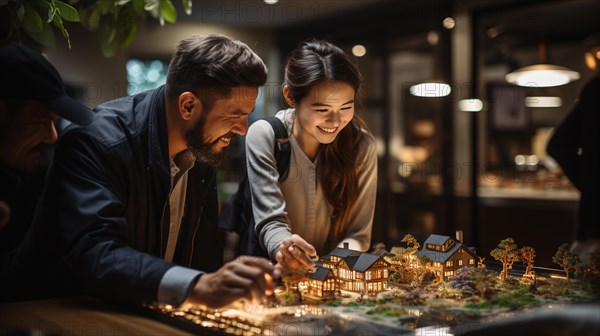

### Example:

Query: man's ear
xmin=178 ymin=92 xmax=201 ymax=121
xmin=282 ymin=85 xmax=295 ymax=107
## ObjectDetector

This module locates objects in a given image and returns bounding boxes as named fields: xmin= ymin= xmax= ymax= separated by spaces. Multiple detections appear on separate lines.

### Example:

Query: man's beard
xmin=185 ymin=117 xmax=231 ymax=167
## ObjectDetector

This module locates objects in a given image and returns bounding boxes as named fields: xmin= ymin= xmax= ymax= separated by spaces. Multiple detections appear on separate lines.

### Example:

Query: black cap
xmin=0 ymin=44 xmax=94 ymax=126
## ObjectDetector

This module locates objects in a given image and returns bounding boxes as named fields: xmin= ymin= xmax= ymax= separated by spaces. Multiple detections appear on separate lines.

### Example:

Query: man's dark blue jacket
xmin=1 ymin=86 xmax=223 ymax=304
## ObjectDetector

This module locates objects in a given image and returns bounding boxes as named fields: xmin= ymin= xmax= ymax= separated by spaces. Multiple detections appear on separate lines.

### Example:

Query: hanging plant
xmin=0 ymin=0 xmax=192 ymax=57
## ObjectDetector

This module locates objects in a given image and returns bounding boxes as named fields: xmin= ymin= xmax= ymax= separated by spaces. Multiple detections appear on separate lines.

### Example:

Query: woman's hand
xmin=275 ymin=234 xmax=317 ymax=271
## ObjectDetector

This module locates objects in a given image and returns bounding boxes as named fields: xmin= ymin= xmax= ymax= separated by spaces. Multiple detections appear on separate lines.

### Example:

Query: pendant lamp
xmin=505 ymin=42 xmax=580 ymax=87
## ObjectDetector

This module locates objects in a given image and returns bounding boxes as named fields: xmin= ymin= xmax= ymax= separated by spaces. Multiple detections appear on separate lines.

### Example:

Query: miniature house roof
xmin=424 ymin=234 xmax=453 ymax=246
xmin=371 ymin=248 xmax=393 ymax=257
xmin=419 ymin=234 xmax=477 ymax=263
xmin=322 ymin=247 xmax=386 ymax=272
xmin=322 ymin=247 xmax=362 ymax=260
xmin=307 ymin=267 xmax=333 ymax=281
xmin=349 ymin=253 xmax=385 ymax=272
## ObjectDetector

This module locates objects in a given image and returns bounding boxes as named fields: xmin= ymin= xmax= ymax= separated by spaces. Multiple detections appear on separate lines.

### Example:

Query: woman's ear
xmin=282 ymin=85 xmax=295 ymax=107
xmin=178 ymin=92 xmax=201 ymax=121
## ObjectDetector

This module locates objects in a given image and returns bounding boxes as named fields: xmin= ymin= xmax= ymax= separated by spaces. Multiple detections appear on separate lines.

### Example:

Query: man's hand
xmin=275 ymin=234 xmax=317 ymax=271
xmin=185 ymin=256 xmax=277 ymax=309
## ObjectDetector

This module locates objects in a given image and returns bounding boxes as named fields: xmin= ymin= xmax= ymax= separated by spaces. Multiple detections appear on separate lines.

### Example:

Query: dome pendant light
xmin=505 ymin=42 xmax=580 ymax=87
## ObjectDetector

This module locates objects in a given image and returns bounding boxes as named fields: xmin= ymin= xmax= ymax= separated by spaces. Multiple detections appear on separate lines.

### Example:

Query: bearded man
xmin=1 ymin=35 xmax=276 ymax=309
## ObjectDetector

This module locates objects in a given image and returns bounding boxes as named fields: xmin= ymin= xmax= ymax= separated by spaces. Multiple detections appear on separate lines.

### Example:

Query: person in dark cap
xmin=547 ymin=75 xmax=600 ymax=263
xmin=0 ymin=44 xmax=95 ymax=254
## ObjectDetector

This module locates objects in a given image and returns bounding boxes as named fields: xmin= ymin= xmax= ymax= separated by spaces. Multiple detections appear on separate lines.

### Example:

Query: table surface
xmin=1 ymin=296 xmax=598 ymax=336
xmin=0 ymin=296 xmax=192 ymax=336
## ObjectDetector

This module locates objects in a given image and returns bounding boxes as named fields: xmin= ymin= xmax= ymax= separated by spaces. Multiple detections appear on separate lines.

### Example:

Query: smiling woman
xmin=243 ymin=39 xmax=378 ymax=271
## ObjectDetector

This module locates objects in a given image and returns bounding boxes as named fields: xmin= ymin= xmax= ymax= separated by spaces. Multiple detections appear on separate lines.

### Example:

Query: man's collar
xmin=147 ymin=85 xmax=170 ymax=176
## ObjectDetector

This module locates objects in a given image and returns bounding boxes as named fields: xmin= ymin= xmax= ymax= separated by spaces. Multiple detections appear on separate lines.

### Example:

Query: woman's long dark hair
xmin=284 ymin=39 xmax=368 ymax=240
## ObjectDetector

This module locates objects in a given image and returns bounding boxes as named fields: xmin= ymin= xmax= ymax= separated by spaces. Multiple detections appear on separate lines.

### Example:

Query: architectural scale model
xmin=146 ymin=232 xmax=600 ymax=336
xmin=305 ymin=242 xmax=390 ymax=300
xmin=417 ymin=231 xmax=478 ymax=281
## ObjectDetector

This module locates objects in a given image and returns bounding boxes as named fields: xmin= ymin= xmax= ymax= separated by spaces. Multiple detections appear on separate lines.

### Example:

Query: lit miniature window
xmin=469 ymin=258 xmax=474 ymax=265
xmin=126 ymin=58 xmax=169 ymax=96
xmin=459 ymin=260 xmax=463 ymax=266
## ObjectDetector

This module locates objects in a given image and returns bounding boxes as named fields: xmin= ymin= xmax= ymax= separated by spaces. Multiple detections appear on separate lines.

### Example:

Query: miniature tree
xmin=579 ymin=251 xmax=600 ymax=296
xmin=520 ymin=246 xmax=536 ymax=277
xmin=490 ymin=238 xmax=520 ymax=280
xmin=552 ymin=243 xmax=580 ymax=280
xmin=412 ymin=254 xmax=434 ymax=287
xmin=390 ymin=234 xmax=421 ymax=285
xmin=372 ymin=242 xmax=387 ymax=251
xmin=471 ymin=267 xmax=498 ymax=299
xmin=280 ymin=267 xmax=309 ymax=304
xmin=477 ymin=256 xmax=486 ymax=268
xmin=401 ymin=234 xmax=420 ymax=254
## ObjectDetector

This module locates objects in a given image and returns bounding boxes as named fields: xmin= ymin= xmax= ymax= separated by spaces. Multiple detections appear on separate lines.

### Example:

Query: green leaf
xmin=160 ymin=0 xmax=176 ymax=23
xmin=97 ymin=16 xmax=118 ymax=57
xmin=144 ymin=0 xmax=159 ymax=11
xmin=47 ymin=3 xmax=57 ymax=23
xmin=95 ymin=0 xmax=114 ymax=15
xmin=26 ymin=20 xmax=56 ymax=48
xmin=52 ymin=15 xmax=68 ymax=39
xmin=51 ymin=15 xmax=72 ymax=49
xmin=116 ymin=8 xmax=137 ymax=49
xmin=55 ymin=1 xmax=80 ymax=22
xmin=79 ymin=6 xmax=100 ymax=32
xmin=181 ymin=0 xmax=192 ymax=15
xmin=119 ymin=21 xmax=137 ymax=49
xmin=17 ymin=4 xmax=25 ymax=21
xmin=132 ymin=0 xmax=145 ymax=17
xmin=22 ymin=6 xmax=43 ymax=34
xmin=116 ymin=0 xmax=132 ymax=5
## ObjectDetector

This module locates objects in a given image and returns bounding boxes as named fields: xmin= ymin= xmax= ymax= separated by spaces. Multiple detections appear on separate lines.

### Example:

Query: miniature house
xmin=418 ymin=231 xmax=477 ymax=281
xmin=306 ymin=265 xmax=337 ymax=299
xmin=305 ymin=243 xmax=390 ymax=299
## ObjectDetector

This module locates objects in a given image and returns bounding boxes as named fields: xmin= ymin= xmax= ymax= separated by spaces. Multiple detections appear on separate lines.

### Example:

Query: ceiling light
xmin=443 ymin=17 xmax=455 ymax=30
xmin=585 ymin=51 xmax=597 ymax=71
xmin=505 ymin=42 xmax=580 ymax=87
xmin=506 ymin=64 xmax=580 ymax=87
xmin=524 ymin=96 xmax=562 ymax=108
xmin=352 ymin=45 xmax=367 ymax=57
xmin=458 ymin=99 xmax=483 ymax=112
xmin=264 ymin=0 xmax=278 ymax=4
xmin=427 ymin=31 xmax=439 ymax=46
xmin=410 ymin=82 xmax=451 ymax=97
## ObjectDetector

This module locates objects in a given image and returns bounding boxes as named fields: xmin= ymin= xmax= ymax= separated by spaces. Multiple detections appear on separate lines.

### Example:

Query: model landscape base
xmin=145 ymin=233 xmax=600 ymax=335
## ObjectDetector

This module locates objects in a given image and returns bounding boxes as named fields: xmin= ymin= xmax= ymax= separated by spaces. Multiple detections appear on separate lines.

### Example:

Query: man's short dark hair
xmin=165 ymin=35 xmax=268 ymax=108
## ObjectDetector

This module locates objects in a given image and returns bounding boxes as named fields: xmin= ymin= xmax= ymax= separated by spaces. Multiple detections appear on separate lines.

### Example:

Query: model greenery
xmin=519 ymin=246 xmax=536 ymax=279
xmin=490 ymin=238 xmax=520 ymax=280
xmin=553 ymin=243 xmax=580 ymax=280
xmin=280 ymin=266 xmax=308 ymax=304
xmin=390 ymin=234 xmax=433 ymax=286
